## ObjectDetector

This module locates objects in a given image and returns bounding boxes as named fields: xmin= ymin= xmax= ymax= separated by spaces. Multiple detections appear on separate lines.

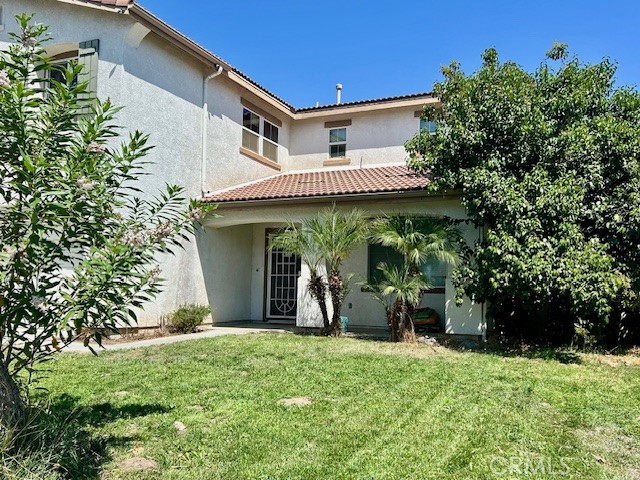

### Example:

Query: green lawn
xmin=38 ymin=334 xmax=640 ymax=479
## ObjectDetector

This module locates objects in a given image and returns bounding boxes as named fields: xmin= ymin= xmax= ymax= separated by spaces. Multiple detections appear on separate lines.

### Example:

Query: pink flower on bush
xmin=77 ymin=176 xmax=96 ymax=190
xmin=122 ymin=230 xmax=146 ymax=248
xmin=86 ymin=141 xmax=106 ymax=154
xmin=0 ymin=71 xmax=9 ymax=88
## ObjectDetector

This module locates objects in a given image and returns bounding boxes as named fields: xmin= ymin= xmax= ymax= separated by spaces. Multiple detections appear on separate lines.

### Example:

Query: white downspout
xmin=201 ymin=64 xmax=223 ymax=195
xmin=480 ymin=224 xmax=487 ymax=343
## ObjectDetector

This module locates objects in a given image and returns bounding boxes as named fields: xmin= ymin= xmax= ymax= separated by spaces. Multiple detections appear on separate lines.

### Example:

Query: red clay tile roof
xmin=204 ymin=165 xmax=430 ymax=203
xmin=83 ymin=0 xmax=132 ymax=7
xmin=296 ymin=92 xmax=434 ymax=112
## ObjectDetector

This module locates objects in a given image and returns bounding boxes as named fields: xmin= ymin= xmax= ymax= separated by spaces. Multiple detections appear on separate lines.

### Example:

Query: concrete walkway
xmin=65 ymin=325 xmax=291 ymax=353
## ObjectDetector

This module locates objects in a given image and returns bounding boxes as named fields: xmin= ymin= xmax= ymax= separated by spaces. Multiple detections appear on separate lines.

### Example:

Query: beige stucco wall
xmin=288 ymin=108 xmax=420 ymax=170
xmin=196 ymin=225 xmax=253 ymax=323
xmin=203 ymin=81 xmax=292 ymax=193
xmin=0 ymin=0 xmax=283 ymax=325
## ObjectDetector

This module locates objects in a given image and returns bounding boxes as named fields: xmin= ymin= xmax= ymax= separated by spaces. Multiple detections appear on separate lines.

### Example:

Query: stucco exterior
xmin=206 ymin=196 xmax=485 ymax=336
xmin=289 ymin=108 xmax=421 ymax=170
xmin=0 ymin=0 xmax=484 ymax=335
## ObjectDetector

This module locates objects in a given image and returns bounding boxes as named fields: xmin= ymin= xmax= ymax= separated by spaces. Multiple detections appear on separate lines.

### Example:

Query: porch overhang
xmin=204 ymin=192 xmax=461 ymax=228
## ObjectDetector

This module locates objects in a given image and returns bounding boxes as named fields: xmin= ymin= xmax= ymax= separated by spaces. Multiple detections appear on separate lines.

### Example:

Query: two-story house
xmin=1 ymin=0 xmax=486 ymax=337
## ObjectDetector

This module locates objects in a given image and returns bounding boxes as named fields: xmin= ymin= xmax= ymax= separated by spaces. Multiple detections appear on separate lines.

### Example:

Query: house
xmin=0 ymin=0 xmax=486 ymax=337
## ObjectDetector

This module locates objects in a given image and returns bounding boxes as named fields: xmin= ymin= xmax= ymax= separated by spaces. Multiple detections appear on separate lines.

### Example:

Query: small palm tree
xmin=270 ymin=222 xmax=330 ymax=329
xmin=369 ymin=215 xmax=461 ymax=342
xmin=368 ymin=263 xmax=430 ymax=342
xmin=271 ymin=205 xmax=369 ymax=335
xmin=311 ymin=206 xmax=370 ymax=335
xmin=371 ymin=216 xmax=460 ymax=272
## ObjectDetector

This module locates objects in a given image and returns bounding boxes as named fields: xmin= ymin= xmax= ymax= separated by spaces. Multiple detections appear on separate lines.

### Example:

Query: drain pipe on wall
xmin=201 ymin=64 xmax=223 ymax=195
xmin=480 ymin=223 xmax=487 ymax=343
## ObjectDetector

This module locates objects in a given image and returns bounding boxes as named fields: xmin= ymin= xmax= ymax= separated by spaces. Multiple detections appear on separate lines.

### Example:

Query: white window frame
xmin=420 ymin=118 xmax=437 ymax=135
xmin=329 ymin=127 xmax=347 ymax=158
xmin=242 ymin=107 xmax=279 ymax=163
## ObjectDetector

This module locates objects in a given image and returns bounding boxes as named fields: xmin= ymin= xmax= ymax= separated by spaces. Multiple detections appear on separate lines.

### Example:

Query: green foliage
xmin=366 ymin=216 xmax=461 ymax=341
xmin=0 ymin=14 xmax=216 ymax=379
xmin=371 ymin=215 xmax=461 ymax=269
xmin=33 ymin=335 xmax=640 ymax=479
xmin=271 ymin=205 xmax=369 ymax=335
xmin=0 ymin=400 xmax=96 ymax=480
xmin=167 ymin=304 xmax=211 ymax=334
xmin=406 ymin=44 xmax=640 ymax=344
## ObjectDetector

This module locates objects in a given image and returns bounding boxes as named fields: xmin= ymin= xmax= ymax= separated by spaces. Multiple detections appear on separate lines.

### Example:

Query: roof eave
xmin=57 ymin=2 xmax=437 ymax=118
xmin=128 ymin=5 xmax=231 ymax=71
xmin=57 ymin=0 xmax=128 ymax=13
xmin=207 ymin=189 xmax=459 ymax=208
xmin=293 ymin=96 xmax=438 ymax=119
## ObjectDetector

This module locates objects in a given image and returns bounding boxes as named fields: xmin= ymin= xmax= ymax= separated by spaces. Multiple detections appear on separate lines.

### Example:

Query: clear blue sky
xmin=139 ymin=0 xmax=640 ymax=108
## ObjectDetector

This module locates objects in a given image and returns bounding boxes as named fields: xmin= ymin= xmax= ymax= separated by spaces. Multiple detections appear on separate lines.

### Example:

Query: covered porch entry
xmin=198 ymin=165 xmax=485 ymax=335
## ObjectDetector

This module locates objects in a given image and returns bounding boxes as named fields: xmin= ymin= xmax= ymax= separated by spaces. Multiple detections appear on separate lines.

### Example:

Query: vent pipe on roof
xmin=336 ymin=83 xmax=342 ymax=104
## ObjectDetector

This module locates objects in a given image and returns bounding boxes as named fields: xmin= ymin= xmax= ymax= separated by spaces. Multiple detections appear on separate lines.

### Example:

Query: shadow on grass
xmin=306 ymin=327 xmax=585 ymax=364
xmin=480 ymin=346 xmax=582 ymax=364
xmin=436 ymin=335 xmax=584 ymax=364
xmin=18 ymin=394 xmax=170 ymax=479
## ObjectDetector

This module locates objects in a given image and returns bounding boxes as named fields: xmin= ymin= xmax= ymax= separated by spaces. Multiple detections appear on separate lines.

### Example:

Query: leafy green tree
xmin=0 ymin=15 xmax=214 ymax=435
xmin=368 ymin=216 xmax=461 ymax=342
xmin=271 ymin=206 xmax=369 ymax=336
xmin=406 ymin=44 xmax=639 ymax=344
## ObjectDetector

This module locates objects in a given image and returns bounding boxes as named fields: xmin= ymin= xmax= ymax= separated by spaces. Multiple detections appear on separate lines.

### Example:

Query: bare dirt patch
xmin=278 ymin=397 xmax=313 ymax=407
xmin=584 ymin=352 xmax=640 ymax=368
xmin=119 ymin=457 xmax=159 ymax=472
xmin=577 ymin=425 xmax=640 ymax=478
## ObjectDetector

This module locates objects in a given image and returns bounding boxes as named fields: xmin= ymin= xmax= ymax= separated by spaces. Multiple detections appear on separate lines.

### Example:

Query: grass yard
xmin=35 ymin=334 xmax=640 ymax=479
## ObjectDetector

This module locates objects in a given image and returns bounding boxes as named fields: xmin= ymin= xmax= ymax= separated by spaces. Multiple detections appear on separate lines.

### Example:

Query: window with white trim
xmin=242 ymin=107 xmax=279 ymax=162
xmin=329 ymin=127 xmax=347 ymax=158
xmin=420 ymin=118 xmax=437 ymax=135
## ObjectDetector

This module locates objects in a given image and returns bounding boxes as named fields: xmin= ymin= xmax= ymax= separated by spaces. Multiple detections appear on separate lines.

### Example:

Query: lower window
xmin=367 ymin=244 xmax=446 ymax=289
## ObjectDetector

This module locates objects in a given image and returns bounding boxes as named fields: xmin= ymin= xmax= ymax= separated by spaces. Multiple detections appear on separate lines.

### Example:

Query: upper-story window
xmin=420 ymin=118 xmax=437 ymax=135
xmin=242 ymin=107 xmax=279 ymax=162
xmin=48 ymin=52 xmax=79 ymax=87
xmin=44 ymin=40 xmax=99 ymax=113
xmin=329 ymin=127 xmax=347 ymax=158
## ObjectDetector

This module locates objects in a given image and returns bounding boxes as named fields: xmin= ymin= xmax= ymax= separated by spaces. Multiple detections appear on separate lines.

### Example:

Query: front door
xmin=266 ymin=238 xmax=301 ymax=321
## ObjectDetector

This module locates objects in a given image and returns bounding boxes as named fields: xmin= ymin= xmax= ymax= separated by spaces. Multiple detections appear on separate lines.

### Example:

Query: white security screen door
xmin=266 ymin=238 xmax=301 ymax=320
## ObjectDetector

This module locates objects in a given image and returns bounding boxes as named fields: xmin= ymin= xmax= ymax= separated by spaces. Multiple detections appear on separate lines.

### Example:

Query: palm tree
xmin=311 ymin=206 xmax=370 ymax=335
xmin=270 ymin=205 xmax=369 ymax=335
xmin=367 ymin=263 xmax=430 ymax=342
xmin=270 ymin=221 xmax=330 ymax=329
xmin=369 ymin=215 xmax=461 ymax=342
xmin=371 ymin=216 xmax=461 ymax=272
